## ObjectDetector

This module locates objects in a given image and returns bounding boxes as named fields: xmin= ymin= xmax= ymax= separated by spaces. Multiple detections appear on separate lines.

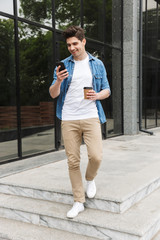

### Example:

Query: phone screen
xmin=56 ymin=62 xmax=65 ymax=72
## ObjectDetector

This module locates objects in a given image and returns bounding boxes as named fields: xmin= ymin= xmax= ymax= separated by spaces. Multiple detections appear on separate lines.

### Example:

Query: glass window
xmin=55 ymin=0 xmax=81 ymax=30
xmin=142 ymin=0 xmax=160 ymax=129
xmin=143 ymin=2 xmax=146 ymax=54
xmin=143 ymin=58 xmax=157 ymax=128
xmin=17 ymin=0 xmax=52 ymax=27
xmin=158 ymin=3 xmax=160 ymax=60
xmin=0 ymin=0 xmax=124 ymax=162
xmin=146 ymin=0 xmax=157 ymax=57
xmin=18 ymin=23 xmax=55 ymax=156
xmin=86 ymin=43 xmax=122 ymax=137
xmin=83 ymin=0 xmax=104 ymax=42
xmin=104 ymin=47 xmax=122 ymax=137
xmin=157 ymin=62 xmax=160 ymax=127
xmin=110 ymin=0 xmax=122 ymax=48
xmin=143 ymin=0 xmax=146 ymax=12
xmin=0 ymin=0 xmax=13 ymax=15
xmin=0 ymin=17 xmax=18 ymax=162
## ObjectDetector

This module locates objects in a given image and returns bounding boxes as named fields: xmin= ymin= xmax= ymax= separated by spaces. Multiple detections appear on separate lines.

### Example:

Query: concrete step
xmin=0 ymin=217 xmax=99 ymax=240
xmin=0 ymin=188 xmax=160 ymax=240
xmin=152 ymin=231 xmax=160 ymax=240
xmin=0 ymin=153 xmax=160 ymax=214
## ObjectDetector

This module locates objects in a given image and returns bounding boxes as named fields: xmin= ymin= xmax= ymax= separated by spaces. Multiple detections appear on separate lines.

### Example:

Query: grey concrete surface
xmin=0 ymin=128 xmax=160 ymax=209
xmin=0 ymin=217 xmax=99 ymax=240
xmin=0 ymin=128 xmax=160 ymax=239
xmin=0 ymin=149 xmax=66 ymax=179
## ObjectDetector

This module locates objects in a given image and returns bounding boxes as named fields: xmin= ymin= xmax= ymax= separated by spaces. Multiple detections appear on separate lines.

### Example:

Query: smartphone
xmin=56 ymin=62 xmax=65 ymax=72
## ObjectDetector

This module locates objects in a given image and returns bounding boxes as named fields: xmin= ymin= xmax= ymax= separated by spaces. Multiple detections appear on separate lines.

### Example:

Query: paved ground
xmin=0 ymin=127 xmax=159 ymax=179
xmin=0 ymin=149 xmax=66 ymax=179
xmin=0 ymin=128 xmax=160 ymax=240
xmin=0 ymin=127 xmax=160 ymax=203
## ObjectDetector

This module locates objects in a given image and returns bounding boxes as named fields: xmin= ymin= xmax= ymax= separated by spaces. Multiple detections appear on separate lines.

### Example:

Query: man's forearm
xmin=86 ymin=89 xmax=110 ymax=101
xmin=96 ymin=89 xmax=110 ymax=100
xmin=49 ymin=80 xmax=61 ymax=99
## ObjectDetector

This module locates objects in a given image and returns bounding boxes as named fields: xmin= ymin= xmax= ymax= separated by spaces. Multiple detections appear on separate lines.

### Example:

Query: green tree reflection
xmin=19 ymin=27 xmax=53 ymax=105
xmin=0 ymin=0 xmax=113 ymax=107
xmin=0 ymin=19 xmax=15 ymax=106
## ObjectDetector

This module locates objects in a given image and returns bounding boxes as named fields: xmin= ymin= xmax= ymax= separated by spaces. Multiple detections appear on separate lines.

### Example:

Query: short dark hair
xmin=63 ymin=26 xmax=85 ymax=41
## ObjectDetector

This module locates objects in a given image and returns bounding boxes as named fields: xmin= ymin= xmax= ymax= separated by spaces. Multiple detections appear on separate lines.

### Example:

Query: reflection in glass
xmin=143 ymin=58 xmax=158 ymax=128
xmin=0 ymin=0 xmax=124 ymax=162
xmin=111 ymin=0 xmax=122 ymax=48
xmin=104 ymin=47 xmax=122 ymax=136
xmin=158 ymin=60 xmax=160 ymax=126
xmin=59 ymin=40 xmax=70 ymax=60
xmin=105 ymin=0 xmax=112 ymax=44
xmin=142 ymin=0 xmax=160 ymax=128
xmin=55 ymin=0 xmax=81 ymax=30
xmin=17 ymin=0 xmax=52 ymax=26
xmin=0 ymin=17 xmax=18 ymax=162
xmin=142 ymin=0 xmax=146 ymax=12
xmin=86 ymin=44 xmax=122 ymax=137
xmin=18 ymin=23 xmax=55 ymax=156
xmin=83 ymin=0 xmax=104 ymax=41
xmin=147 ymin=0 xmax=157 ymax=57
xmin=0 ymin=0 xmax=13 ymax=15
xmin=56 ymin=39 xmax=70 ymax=147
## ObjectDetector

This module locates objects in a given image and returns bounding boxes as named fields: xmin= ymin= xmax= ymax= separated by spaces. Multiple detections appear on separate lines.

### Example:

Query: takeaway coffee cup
xmin=84 ymin=87 xmax=93 ymax=99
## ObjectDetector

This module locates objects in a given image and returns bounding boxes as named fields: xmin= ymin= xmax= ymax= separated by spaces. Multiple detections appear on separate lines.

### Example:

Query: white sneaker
xmin=67 ymin=202 xmax=84 ymax=218
xmin=86 ymin=180 xmax=96 ymax=198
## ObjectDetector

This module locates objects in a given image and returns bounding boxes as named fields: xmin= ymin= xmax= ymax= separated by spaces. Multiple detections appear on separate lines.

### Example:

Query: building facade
xmin=0 ymin=0 xmax=159 ymax=163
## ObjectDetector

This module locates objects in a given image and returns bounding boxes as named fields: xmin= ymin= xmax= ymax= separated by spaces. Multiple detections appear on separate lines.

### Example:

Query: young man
xmin=49 ymin=26 xmax=110 ymax=218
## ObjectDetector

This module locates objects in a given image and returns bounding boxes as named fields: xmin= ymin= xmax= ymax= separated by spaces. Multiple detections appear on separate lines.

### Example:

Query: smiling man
xmin=49 ymin=26 xmax=110 ymax=218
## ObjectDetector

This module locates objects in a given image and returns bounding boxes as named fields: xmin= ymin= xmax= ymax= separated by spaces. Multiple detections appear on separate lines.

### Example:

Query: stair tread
xmin=152 ymin=230 xmax=160 ymax=240
xmin=0 ymin=187 xmax=160 ymax=238
xmin=0 ymin=143 xmax=160 ymax=203
xmin=0 ymin=154 xmax=160 ymax=215
xmin=0 ymin=217 xmax=98 ymax=240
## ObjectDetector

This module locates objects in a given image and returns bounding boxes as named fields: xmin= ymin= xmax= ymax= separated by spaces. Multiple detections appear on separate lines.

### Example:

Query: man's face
xmin=66 ymin=36 xmax=86 ymax=60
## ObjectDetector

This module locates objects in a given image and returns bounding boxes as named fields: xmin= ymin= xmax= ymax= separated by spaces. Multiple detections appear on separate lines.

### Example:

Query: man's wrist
xmin=96 ymin=92 xmax=100 ymax=100
xmin=56 ymin=78 xmax=62 ymax=85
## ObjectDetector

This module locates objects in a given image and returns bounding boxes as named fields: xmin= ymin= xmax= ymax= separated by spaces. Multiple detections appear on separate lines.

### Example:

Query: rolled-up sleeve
xmin=101 ymin=63 xmax=111 ymax=95
xmin=50 ymin=67 xmax=57 ymax=86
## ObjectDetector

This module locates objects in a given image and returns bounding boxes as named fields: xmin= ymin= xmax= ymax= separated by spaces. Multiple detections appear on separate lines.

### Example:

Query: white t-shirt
xmin=62 ymin=55 xmax=98 ymax=121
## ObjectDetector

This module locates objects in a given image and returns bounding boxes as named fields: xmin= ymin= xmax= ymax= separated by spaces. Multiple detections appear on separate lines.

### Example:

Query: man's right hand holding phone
xmin=49 ymin=62 xmax=68 ymax=98
xmin=56 ymin=63 xmax=69 ymax=83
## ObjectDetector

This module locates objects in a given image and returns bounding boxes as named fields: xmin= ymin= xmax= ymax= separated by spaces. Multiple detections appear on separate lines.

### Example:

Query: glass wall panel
xmin=55 ymin=0 xmax=81 ymax=30
xmin=17 ymin=0 xmax=52 ymax=27
xmin=83 ymin=0 xmax=104 ymax=42
xmin=56 ymin=38 xmax=71 ymax=147
xmin=83 ymin=0 xmax=122 ymax=46
xmin=0 ymin=17 xmax=18 ymax=162
xmin=158 ymin=3 xmax=160 ymax=127
xmin=85 ymin=43 xmax=122 ymax=137
xmin=18 ymin=23 xmax=55 ymax=156
xmin=0 ymin=0 xmax=13 ymax=15
xmin=143 ymin=57 xmax=158 ymax=128
xmin=146 ymin=0 xmax=157 ymax=57
xmin=110 ymin=0 xmax=122 ymax=47
xmin=142 ymin=0 xmax=160 ymax=129
xmin=104 ymin=47 xmax=122 ymax=136
xmin=0 ymin=0 xmax=123 ymax=162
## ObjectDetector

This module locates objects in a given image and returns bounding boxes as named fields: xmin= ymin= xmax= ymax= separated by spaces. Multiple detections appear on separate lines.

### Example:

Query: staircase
xmin=0 ymin=133 xmax=160 ymax=240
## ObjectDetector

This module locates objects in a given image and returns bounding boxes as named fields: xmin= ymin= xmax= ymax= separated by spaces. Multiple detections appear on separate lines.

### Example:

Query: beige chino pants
xmin=61 ymin=118 xmax=103 ymax=203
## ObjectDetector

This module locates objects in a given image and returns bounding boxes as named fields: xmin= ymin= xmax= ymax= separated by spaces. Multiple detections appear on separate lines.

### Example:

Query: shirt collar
xmin=68 ymin=52 xmax=95 ymax=62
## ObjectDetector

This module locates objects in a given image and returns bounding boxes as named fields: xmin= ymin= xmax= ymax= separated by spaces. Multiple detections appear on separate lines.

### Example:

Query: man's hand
xmin=86 ymin=89 xmax=110 ymax=100
xmin=49 ymin=66 xmax=69 ymax=99
xmin=56 ymin=65 xmax=69 ymax=82
xmin=86 ymin=89 xmax=98 ymax=100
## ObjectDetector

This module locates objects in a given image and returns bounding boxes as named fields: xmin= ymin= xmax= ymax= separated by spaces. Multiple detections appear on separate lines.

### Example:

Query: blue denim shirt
xmin=51 ymin=53 xmax=111 ymax=124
